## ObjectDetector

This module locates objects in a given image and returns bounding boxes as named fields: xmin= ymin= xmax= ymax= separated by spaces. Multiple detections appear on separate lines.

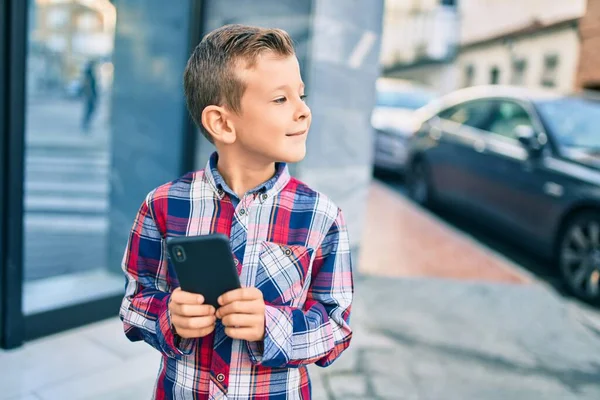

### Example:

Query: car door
xmin=474 ymin=99 xmax=560 ymax=241
xmin=429 ymin=100 xmax=496 ymax=209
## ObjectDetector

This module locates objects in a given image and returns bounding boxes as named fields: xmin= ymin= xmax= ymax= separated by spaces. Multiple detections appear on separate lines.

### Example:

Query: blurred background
xmin=1 ymin=0 xmax=600 ymax=399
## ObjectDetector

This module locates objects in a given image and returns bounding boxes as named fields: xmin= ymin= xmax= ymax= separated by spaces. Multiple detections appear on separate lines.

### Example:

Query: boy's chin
xmin=277 ymin=147 xmax=306 ymax=164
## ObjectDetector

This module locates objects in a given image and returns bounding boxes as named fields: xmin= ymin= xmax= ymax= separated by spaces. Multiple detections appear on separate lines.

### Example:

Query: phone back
xmin=166 ymin=234 xmax=241 ymax=308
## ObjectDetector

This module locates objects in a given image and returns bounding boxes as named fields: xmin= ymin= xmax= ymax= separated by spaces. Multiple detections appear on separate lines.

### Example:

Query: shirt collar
xmin=203 ymin=152 xmax=290 ymax=201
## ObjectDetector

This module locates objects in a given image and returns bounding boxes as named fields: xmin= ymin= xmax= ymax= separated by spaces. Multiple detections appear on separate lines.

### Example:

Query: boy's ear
xmin=201 ymin=105 xmax=236 ymax=144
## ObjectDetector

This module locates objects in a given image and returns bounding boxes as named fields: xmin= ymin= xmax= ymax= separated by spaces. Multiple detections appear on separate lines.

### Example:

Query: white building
xmin=381 ymin=0 xmax=589 ymax=95
xmin=456 ymin=0 xmax=587 ymax=93
xmin=380 ymin=0 xmax=460 ymax=94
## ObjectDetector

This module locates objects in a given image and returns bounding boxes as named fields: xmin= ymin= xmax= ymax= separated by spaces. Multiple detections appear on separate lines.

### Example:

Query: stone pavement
xmin=310 ymin=276 xmax=600 ymax=400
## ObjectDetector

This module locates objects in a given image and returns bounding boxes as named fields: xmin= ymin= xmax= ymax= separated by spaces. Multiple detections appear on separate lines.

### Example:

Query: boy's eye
xmin=300 ymin=94 xmax=307 ymax=102
xmin=274 ymin=97 xmax=287 ymax=104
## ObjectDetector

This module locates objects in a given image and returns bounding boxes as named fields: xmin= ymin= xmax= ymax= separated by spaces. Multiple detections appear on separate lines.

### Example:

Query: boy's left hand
xmin=216 ymin=287 xmax=265 ymax=342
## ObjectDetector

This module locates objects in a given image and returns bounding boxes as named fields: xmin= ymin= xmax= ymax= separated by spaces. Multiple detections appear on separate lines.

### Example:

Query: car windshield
xmin=376 ymin=89 xmax=436 ymax=110
xmin=535 ymin=97 xmax=600 ymax=149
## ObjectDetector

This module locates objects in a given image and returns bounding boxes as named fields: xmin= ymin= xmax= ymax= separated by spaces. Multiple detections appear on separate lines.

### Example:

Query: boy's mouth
xmin=286 ymin=129 xmax=307 ymax=137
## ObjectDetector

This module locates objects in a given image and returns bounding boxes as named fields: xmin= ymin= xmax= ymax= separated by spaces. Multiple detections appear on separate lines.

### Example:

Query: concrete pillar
xmin=107 ymin=0 xmax=194 ymax=272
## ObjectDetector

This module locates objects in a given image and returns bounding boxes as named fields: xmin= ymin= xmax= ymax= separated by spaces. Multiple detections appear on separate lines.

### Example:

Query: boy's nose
xmin=295 ymin=100 xmax=311 ymax=121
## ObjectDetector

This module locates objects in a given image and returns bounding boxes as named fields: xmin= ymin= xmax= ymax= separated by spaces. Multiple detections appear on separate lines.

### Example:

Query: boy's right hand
xmin=168 ymin=288 xmax=216 ymax=339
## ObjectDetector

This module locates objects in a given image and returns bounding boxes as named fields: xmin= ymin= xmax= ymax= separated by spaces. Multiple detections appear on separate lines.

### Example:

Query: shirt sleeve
xmin=118 ymin=192 xmax=197 ymax=359
xmin=247 ymin=208 xmax=354 ymax=368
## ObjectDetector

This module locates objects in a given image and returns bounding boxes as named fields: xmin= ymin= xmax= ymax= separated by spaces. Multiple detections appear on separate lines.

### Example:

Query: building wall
xmin=381 ymin=0 xmax=458 ymax=67
xmin=109 ymin=0 xmax=383 ymax=269
xmin=456 ymin=26 xmax=580 ymax=93
xmin=297 ymin=0 xmax=383 ymax=257
xmin=577 ymin=0 xmax=600 ymax=89
xmin=194 ymin=0 xmax=384 ymax=256
xmin=387 ymin=63 xmax=458 ymax=94
xmin=107 ymin=0 xmax=195 ymax=272
xmin=459 ymin=0 xmax=586 ymax=44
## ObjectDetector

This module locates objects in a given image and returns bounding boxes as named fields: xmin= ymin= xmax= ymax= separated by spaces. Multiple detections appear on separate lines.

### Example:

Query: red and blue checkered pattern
xmin=119 ymin=154 xmax=354 ymax=399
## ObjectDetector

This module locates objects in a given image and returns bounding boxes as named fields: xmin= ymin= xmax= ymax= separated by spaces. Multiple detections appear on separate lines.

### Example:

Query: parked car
xmin=371 ymin=78 xmax=437 ymax=174
xmin=406 ymin=85 xmax=600 ymax=304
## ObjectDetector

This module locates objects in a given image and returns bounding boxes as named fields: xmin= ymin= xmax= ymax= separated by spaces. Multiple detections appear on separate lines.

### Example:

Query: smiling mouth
xmin=286 ymin=130 xmax=307 ymax=137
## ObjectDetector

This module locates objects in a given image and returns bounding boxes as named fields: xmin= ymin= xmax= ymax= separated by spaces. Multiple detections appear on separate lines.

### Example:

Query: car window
xmin=437 ymin=100 xmax=494 ymax=130
xmin=376 ymin=89 xmax=436 ymax=110
xmin=485 ymin=101 xmax=534 ymax=140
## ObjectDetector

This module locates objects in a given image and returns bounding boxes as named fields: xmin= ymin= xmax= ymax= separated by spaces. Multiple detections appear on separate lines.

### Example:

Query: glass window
xmin=376 ymin=89 xmax=437 ymax=110
xmin=541 ymin=54 xmax=559 ymax=88
xmin=464 ymin=64 xmax=475 ymax=87
xmin=490 ymin=66 xmax=500 ymax=85
xmin=486 ymin=101 xmax=534 ymax=140
xmin=438 ymin=100 xmax=494 ymax=130
xmin=23 ymin=0 xmax=121 ymax=315
xmin=535 ymin=97 xmax=600 ymax=149
xmin=511 ymin=59 xmax=527 ymax=86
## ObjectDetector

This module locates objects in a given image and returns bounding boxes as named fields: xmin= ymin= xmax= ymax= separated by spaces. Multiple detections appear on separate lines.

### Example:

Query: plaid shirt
xmin=119 ymin=153 xmax=354 ymax=399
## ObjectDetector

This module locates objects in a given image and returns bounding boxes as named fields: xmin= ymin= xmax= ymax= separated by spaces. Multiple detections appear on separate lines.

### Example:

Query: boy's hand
xmin=216 ymin=287 xmax=265 ymax=342
xmin=169 ymin=288 xmax=216 ymax=339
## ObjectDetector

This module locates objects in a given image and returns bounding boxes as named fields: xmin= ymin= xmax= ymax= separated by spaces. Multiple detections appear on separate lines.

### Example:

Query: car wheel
xmin=558 ymin=211 xmax=600 ymax=305
xmin=407 ymin=159 xmax=435 ymax=208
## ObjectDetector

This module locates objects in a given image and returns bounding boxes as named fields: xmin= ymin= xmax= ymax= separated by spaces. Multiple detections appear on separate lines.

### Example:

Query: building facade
xmin=382 ymin=0 xmax=593 ymax=95
xmin=456 ymin=0 xmax=587 ymax=93
xmin=380 ymin=0 xmax=460 ymax=93
xmin=457 ymin=19 xmax=580 ymax=92
xmin=576 ymin=0 xmax=600 ymax=90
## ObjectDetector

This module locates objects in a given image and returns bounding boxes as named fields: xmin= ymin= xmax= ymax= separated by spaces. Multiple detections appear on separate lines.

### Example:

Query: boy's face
xmin=228 ymin=52 xmax=311 ymax=164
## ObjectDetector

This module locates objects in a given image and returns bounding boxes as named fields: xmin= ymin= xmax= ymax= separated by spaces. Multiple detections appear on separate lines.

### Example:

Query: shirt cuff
xmin=246 ymin=305 xmax=292 ymax=367
xmin=157 ymin=294 xmax=196 ymax=358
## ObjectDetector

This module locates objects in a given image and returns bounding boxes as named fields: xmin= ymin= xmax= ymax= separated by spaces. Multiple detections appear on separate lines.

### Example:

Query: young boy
xmin=119 ymin=24 xmax=353 ymax=399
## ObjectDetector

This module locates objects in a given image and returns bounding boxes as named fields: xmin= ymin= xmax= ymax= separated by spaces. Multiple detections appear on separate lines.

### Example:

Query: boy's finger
xmin=222 ymin=313 xmax=257 ymax=328
xmin=171 ymin=288 xmax=204 ymax=305
xmin=172 ymin=314 xmax=216 ymax=330
xmin=216 ymin=301 xmax=255 ymax=318
xmin=172 ymin=303 xmax=215 ymax=317
xmin=218 ymin=287 xmax=262 ymax=306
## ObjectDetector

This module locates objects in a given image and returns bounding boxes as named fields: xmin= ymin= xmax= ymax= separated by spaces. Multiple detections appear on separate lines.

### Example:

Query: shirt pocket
xmin=256 ymin=242 xmax=314 ymax=306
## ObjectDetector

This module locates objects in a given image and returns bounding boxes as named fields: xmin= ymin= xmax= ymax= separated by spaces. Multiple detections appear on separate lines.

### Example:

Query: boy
xmin=119 ymin=24 xmax=353 ymax=399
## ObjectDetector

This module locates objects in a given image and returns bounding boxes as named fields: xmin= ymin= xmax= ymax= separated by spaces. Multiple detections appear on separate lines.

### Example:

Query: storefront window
xmin=23 ymin=0 xmax=121 ymax=314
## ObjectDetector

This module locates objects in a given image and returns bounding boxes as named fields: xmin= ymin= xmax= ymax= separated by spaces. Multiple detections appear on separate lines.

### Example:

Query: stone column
xmin=107 ymin=0 xmax=194 ymax=272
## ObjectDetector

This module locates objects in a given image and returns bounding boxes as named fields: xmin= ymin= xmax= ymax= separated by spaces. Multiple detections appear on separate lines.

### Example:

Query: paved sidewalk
xmin=358 ymin=181 xmax=532 ymax=284
xmin=1 ymin=276 xmax=599 ymax=400
xmin=313 ymin=276 xmax=600 ymax=400
xmin=3 ymin=175 xmax=599 ymax=399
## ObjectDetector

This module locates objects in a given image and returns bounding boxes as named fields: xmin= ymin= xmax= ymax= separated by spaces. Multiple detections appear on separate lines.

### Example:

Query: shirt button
xmin=217 ymin=189 xmax=224 ymax=196
xmin=234 ymin=258 xmax=239 ymax=266
xmin=239 ymin=209 xmax=246 ymax=215
xmin=261 ymin=193 xmax=268 ymax=200
xmin=216 ymin=373 xmax=225 ymax=382
xmin=284 ymin=249 xmax=292 ymax=256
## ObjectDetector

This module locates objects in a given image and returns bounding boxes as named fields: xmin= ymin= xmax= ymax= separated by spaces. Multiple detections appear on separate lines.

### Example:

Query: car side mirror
xmin=514 ymin=125 xmax=543 ymax=155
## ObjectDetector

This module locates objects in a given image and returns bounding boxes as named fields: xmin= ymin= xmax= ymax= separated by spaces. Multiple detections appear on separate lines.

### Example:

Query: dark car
xmin=406 ymin=85 xmax=600 ymax=304
xmin=371 ymin=78 xmax=438 ymax=173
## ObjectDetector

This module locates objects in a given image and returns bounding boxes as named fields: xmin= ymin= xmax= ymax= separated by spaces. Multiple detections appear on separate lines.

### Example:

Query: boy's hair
xmin=184 ymin=24 xmax=296 ymax=142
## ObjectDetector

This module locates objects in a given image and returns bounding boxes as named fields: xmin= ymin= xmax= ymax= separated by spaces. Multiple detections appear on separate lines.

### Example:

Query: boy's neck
xmin=216 ymin=152 xmax=276 ymax=199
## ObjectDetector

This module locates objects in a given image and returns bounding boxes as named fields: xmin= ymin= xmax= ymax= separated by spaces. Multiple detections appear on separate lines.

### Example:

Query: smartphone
xmin=166 ymin=233 xmax=241 ymax=308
